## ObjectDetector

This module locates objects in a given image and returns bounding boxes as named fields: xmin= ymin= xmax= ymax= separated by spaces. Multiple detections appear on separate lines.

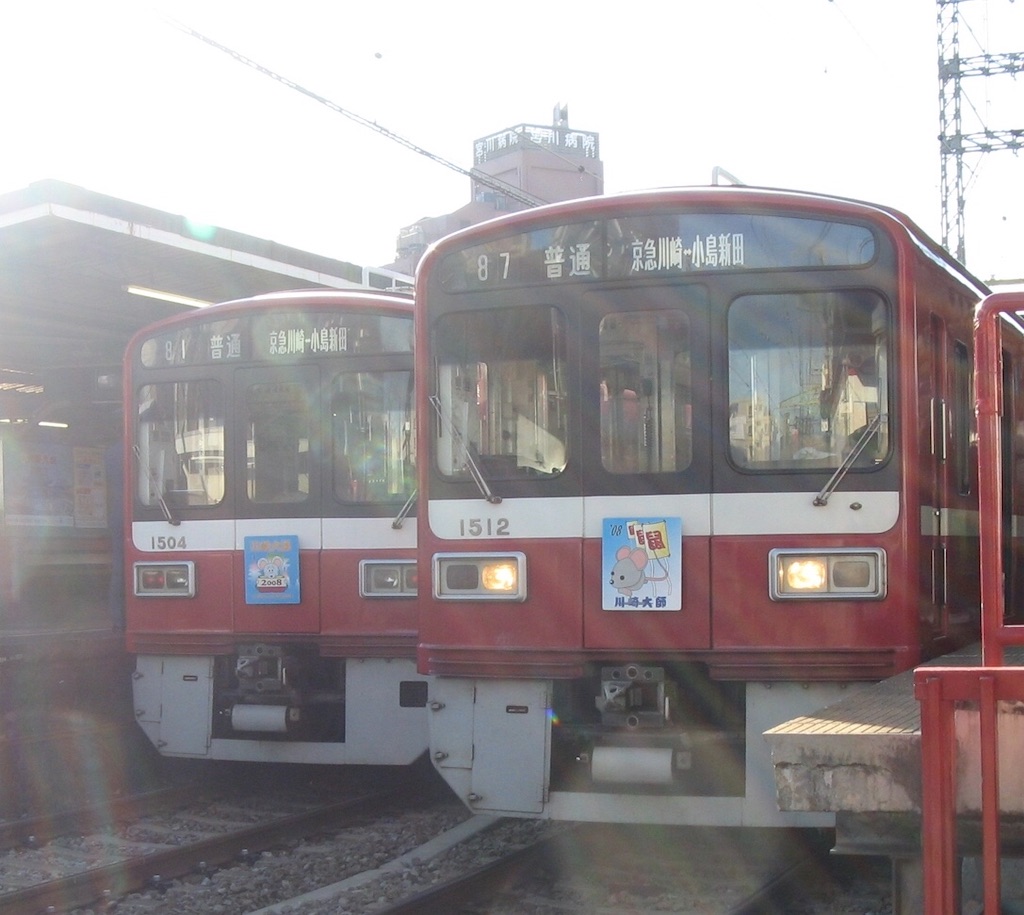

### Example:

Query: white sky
xmin=1 ymin=1 xmax=1022 ymax=282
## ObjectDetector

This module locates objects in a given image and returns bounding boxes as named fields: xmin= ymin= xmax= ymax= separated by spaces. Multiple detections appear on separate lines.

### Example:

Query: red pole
xmin=974 ymin=295 xmax=1012 ymax=665
xmin=917 ymin=672 xmax=958 ymax=913
xmin=979 ymin=675 xmax=1002 ymax=912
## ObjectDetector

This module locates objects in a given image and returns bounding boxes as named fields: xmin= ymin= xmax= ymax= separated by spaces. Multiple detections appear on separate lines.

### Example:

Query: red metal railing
xmin=916 ymin=291 xmax=1024 ymax=913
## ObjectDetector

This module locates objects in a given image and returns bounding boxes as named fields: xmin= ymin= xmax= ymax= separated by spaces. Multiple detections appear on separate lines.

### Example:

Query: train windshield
xmin=136 ymin=380 xmax=225 ymax=507
xmin=599 ymin=309 xmax=693 ymax=473
xmin=433 ymin=304 xmax=568 ymax=479
xmin=245 ymin=381 xmax=311 ymax=504
xmin=332 ymin=370 xmax=415 ymax=503
xmin=727 ymin=290 xmax=889 ymax=470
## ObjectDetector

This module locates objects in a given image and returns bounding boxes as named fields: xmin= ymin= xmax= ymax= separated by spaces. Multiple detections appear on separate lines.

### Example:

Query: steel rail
xmin=375 ymin=828 xmax=556 ymax=914
xmin=0 ymin=787 xmax=403 ymax=913
xmin=0 ymin=784 xmax=202 ymax=852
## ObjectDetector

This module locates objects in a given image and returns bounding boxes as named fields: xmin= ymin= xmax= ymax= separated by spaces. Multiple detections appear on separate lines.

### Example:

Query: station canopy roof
xmin=0 ymin=179 xmax=404 ymax=421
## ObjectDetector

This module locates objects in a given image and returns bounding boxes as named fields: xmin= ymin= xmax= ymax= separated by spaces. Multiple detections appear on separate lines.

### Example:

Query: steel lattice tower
xmin=938 ymin=0 xmax=1024 ymax=265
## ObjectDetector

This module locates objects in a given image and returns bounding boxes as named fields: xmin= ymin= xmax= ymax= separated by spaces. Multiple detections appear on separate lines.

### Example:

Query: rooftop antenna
xmin=711 ymin=166 xmax=746 ymax=186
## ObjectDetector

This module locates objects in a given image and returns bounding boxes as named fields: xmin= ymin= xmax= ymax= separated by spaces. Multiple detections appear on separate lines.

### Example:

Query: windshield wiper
xmin=392 ymin=489 xmax=417 ymax=529
xmin=813 ymin=413 xmax=883 ymax=507
xmin=132 ymin=443 xmax=180 ymax=526
xmin=429 ymin=394 xmax=501 ymax=504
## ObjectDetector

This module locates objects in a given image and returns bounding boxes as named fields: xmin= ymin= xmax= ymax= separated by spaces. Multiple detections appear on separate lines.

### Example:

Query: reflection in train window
xmin=246 ymin=382 xmax=309 ymax=504
xmin=433 ymin=305 xmax=568 ymax=480
xmin=728 ymin=291 xmax=889 ymax=470
xmin=332 ymin=370 xmax=415 ymax=503
xmin=599 ymin=310 xmax=692 ymax=474
xmin=136 ymin=381 xmax=224 ymax=507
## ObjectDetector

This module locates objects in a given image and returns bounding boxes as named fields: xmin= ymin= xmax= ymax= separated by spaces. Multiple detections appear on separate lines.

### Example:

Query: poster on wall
xmin=2 ymin=441 xmax=75 ymax=526
xmin=72 ymin=446 xmax=107 ymax=528
xmin=0 ymin=441 xmax=109 ymax=528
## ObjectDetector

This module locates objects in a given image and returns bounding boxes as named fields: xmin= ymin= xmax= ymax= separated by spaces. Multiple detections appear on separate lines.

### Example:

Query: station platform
xmin=0 ymin=626 xmax=123 ymax=662
xmin=0 ymin=627 xmax=132 ymax=739
xmin=765 ymin=643 xmax=1024 ymax=912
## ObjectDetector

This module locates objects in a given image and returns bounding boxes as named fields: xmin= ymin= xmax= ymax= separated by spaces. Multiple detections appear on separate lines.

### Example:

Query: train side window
xmin=953 ymin=340 xmax=971 ymax=495
xmin=245 ymin=382 xmax=310 ymax=504
xmin=599 ymin=310 xmax=692 ymax=473
xmin=728 ymin=291 xmax=889 ymax=470
xmin=331 ymin=370 xmax=415 ymax=503
xmin=136 ymin=381 xmax=224 ymax=507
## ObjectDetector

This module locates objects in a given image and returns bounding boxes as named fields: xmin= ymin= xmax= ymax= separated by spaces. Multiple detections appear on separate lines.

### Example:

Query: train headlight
xmin=784 ymin=559 xmax=828 ymax=592
xmin=433 ymin=552 xmax=527 ymax=601
xmin=360 ymin=560 xmax=418 ymax=597
xmin=769 ymin=548 xmax=885 ymax=600
xmin=134 ymin=561 xmax=195 ymax=597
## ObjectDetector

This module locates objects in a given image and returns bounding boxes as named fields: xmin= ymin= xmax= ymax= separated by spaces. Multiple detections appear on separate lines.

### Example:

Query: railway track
xmin=0 ymin=766 xmax=446 ymax=914
xmin=369 ymin=824 xmax=839 ymax=914
xmin=371 ymin=826 xmax=891 ymax=914
xmin=0 ymin=784 xmax=204 ymax=853
xmin=3 ymin=766 xmax=891 ymax=914
xmin=260 ymin=820 xmax=892 ymax=914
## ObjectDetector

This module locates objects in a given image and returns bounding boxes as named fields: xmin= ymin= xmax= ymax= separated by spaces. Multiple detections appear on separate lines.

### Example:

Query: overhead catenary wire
xmin=159 ymin=15 xmax=547 ymax=209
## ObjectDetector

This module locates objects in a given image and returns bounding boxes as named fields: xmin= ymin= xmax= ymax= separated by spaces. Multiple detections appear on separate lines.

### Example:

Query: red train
xmin=125 ymin=289 xmax=427 ymax=765
xmin=414 ymin=186 xmax=992 ymax=825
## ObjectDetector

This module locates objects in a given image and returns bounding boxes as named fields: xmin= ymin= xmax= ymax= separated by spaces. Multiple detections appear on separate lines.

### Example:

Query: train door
xmin=233 ymin=365 xmax=322 ymax=633
xmin=920 ymin=314 xmax=972 ymax=649
xmin=582 ymin=290 xmax=712 ymax=650
xmin=1001 ymin=349 xmax=1024 ymax=622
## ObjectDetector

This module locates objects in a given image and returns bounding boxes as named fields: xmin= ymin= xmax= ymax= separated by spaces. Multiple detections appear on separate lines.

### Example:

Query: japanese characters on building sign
xmin=473 ymin=124 xmax=600 ymax=164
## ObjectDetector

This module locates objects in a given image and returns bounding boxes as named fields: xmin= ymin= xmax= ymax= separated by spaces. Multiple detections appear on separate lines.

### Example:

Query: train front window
xmin=246 ymin=382 xmax=310 ymax=503
xmin=136 ymin=381 xmax=224 ymax=507
xmin=332 ymin=370 xmax=415 ymax=503
xmin=433 ymin=305 xmax=568 ymax=479
xmin=600 ymin=310 xmax=692 ymax=474
xmin=728 ymin=291 xmax=889 ymax=470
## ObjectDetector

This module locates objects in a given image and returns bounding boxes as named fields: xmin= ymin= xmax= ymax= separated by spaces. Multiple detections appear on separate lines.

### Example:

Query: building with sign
xmin=390 ymin=105 xmax=603 ymax=274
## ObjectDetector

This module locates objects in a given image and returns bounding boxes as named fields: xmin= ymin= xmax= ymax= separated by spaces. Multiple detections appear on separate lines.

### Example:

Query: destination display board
xmin=438 ymin=213 xmax=877 ymax=292
xmin=139 ymin=311 xmax=413 ymax=368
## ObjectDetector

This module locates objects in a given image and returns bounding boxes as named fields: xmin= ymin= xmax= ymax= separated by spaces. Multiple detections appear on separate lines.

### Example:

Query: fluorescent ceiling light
xmin=125 ymin=285 xmax=213 ymax=308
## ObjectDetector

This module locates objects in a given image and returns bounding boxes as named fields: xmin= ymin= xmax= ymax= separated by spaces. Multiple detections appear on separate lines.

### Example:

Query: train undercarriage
xmin=132 ymin=644 xmax=428 ymax=765
xmin=548 ymin=662 xmax=747 ymax=797
xmin=426 ymin=660 xmax=861 ymax=826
